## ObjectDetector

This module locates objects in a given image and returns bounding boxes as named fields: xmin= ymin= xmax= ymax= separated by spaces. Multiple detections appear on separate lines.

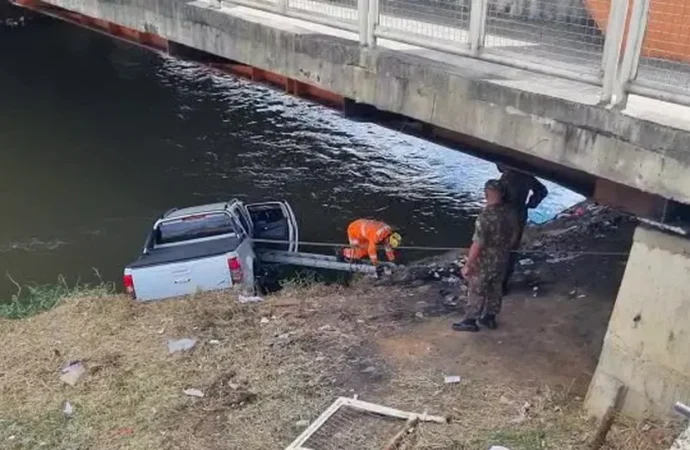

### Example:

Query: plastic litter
xmin=62 ymin=401 xmax=74 ymax=417
xmin=59 ymin=361 xmax=86 ymax=386
xmin=183 ymin=388 xmax=204 ymax=398
xmin=238 ymin=295 xmax=264 ymax=303
xmin=167 ymin=338 xmax=197 ymax=354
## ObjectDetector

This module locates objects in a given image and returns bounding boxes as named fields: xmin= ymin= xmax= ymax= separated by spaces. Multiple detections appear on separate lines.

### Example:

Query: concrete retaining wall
xmin=586 ymin=226 xmax=690 ymax=419
xmin=31 ymin=0 xmax=690 ymax=208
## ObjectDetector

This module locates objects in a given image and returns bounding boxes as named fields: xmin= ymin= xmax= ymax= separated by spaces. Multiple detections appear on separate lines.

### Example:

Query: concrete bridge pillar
xmin=586 ymin=225 xmax=690 ymax=419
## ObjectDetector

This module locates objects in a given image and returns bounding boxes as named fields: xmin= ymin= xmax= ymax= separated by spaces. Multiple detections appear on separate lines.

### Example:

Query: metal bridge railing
xmin=482 ymin=0 xmax=607 ymax=82
xmin=217 ymin=0 xmax=690 ymax=108
xmin=614 ymin=0 xmax=690 ymax=106
xmin=376 ymin=0 xmax=472 ymax=48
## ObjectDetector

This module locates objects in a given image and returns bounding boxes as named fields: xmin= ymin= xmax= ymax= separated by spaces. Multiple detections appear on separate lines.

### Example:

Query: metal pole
xmin=600 ymin=0 xmax=628 ymax=104
xmin=674 ymin=402 xmax=690 ymax=419
xmin=612 ymin=0 xmax=650 ymax=108
xmin=358 ymin=0 xmax=370 ymax=46
xmin=468 ymin=0 xmax=487 ymax=56
xmin=366 ymin=0 xmax=379 ymax=47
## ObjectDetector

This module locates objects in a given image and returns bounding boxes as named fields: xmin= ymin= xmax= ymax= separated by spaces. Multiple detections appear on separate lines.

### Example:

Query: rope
xmin=251 ymin=238 xmax=630 ymax=257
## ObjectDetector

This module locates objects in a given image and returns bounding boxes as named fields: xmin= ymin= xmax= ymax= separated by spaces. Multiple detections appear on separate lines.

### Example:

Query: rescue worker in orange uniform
xmin=342 ymin=219 xmax=402 ymax=265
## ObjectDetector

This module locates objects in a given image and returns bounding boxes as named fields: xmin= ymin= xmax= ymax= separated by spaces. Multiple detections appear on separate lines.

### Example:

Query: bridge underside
xmin=12 ymin=0 xmax=690 ymax=224
xmin=13 ymin=0 xmax=690 ymax=420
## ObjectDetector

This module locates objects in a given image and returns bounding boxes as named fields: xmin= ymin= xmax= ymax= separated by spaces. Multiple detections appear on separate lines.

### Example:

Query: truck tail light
xmin=123 ymin=274 xmax=136 ymax=298
xmin=228 ymin=257 xmax=243 ymax=283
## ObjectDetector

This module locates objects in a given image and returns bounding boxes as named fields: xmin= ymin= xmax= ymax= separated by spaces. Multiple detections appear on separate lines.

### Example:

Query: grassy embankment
xmin=0 ymin=277 xmax=683 ymax=450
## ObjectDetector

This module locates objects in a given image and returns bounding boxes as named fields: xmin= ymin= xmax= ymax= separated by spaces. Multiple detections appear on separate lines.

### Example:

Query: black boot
xmin=452 ymin=319 xmax=479 ymax=332
xmin=479 ymin=314 xmax=498 ymax=330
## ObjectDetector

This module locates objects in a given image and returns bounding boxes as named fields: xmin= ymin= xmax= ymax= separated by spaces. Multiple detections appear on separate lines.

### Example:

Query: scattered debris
xmin=511 ymin=401 xmax=532 ymax=424
xmin=543 ymin=225 xmax=578 ymax=238
xmin=443 ymin=294 xmax=458 ymax=306
xmin=59 ymin=361 xmax=86 ymax=386
xmin=532 ymin=286 xmax=539 ymax=297
xmin=499 ymin=396 xmax=513 ymax=405
xmin=238 ymin=294 xmax=264 ymax=304
xmin=415 ymin=312 xmax=425 ymax=319
xmin=260 ymin=317 xmax=270 ymax=324
xmin=285 ymin=397 xmax=448 ymax=450
xmin=489 ymin=446 xmax=512 ymax=450
xmin=384 ymin=416 xmax=420 ymax=450
xmin=444 ymin=375 xmax=461 ymax=384
xmin=183 ymin=388 xmax=204 ymax=398
xmin=62 ymin=401 xmax=74 ymax=417
xmin=112 ymin=427 xmax=134 ymax=437
xmin=546 ymin=254 xmax=580 ymax=264
xmin=518 ymin=258 xmax=534 ymax=266
xmin=167 ymin=338 xmax=197 ymax=354
xmin=442 ymin=275 xmax=461 ymax=285
xmin=295 ymin=419 xmax=310 ymax=428
xmin=361 ymin=366 xmax=377 ymax=374
xmin=209 ymin=339 xmax=221 ymax=345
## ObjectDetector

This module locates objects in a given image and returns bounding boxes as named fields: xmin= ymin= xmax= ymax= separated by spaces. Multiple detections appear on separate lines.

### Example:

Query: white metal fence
xmin=218 ymin=0 xmax=690 ymax=107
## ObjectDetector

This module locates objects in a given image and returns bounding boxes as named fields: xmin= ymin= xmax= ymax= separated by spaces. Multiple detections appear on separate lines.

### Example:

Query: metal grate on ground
xmin=285 ymin=397 xmax=447 ymax=450
xmin=303 ymin=406 xmax=404 ymax=449
xmin=633 ymin=0 xmax=690 ymax=97
xmin=377 ymin=0 xmax=472 ymax=47
xmin=483 ymin=0 xmax=607 ymax=78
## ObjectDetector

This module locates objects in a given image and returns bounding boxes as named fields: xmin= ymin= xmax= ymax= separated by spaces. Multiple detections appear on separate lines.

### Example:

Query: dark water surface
xmin=0 ymin=20 xmax=583 ymax=296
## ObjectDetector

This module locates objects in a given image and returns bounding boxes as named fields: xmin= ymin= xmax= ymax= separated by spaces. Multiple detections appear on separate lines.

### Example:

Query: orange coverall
xmin=343 ymin=219 xmax=396 ymax=264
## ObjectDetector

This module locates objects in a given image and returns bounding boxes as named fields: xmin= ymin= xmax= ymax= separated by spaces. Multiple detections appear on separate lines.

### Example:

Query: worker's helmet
xmin=388 ymin=232 xmax=402 ymax=248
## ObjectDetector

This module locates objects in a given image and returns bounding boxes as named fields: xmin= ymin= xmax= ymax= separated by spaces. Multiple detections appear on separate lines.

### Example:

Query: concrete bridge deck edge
xmin=22 ymin=0 xmax=690 ymax=208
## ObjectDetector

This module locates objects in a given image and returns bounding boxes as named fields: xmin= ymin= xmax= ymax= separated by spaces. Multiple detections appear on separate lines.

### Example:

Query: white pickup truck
xmin=123 ymin=199 xmax=298 ymax=302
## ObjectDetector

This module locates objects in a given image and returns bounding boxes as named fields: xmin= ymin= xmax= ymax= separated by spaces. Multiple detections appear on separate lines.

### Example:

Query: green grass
xmin=0 ymin=274 xmax=115 ymax=319
xmin=487 ymin=429 xmax=547 ymax=450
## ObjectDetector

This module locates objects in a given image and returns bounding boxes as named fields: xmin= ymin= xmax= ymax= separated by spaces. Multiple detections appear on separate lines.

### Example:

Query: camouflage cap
xmin=484 ymin=179 xmax=505 ymax=195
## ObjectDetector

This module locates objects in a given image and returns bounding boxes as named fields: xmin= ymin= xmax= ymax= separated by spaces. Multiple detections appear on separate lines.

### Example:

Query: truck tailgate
xmin=131 ymin=254 xmax=232 ymax=302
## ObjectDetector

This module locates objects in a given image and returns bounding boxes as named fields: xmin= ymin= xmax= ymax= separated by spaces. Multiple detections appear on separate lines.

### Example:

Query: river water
xmin=0 ymin=20 xmax=583 ymax=297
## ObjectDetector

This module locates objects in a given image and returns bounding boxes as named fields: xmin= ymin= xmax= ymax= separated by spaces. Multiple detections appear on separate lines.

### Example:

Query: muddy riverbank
xmin=1 ymin=203 xmax=683 ymax=450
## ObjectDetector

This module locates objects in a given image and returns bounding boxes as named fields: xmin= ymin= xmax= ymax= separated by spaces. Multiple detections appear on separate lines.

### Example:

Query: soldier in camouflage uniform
xmin=497 ymin=164 xmax=548 ymax=294
xmin=454 ymin=179 xmax=520 ymax=332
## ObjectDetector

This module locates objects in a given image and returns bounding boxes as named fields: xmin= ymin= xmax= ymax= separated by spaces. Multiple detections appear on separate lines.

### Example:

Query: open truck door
xmin=244 ymin=201 xmax=299 ymax=252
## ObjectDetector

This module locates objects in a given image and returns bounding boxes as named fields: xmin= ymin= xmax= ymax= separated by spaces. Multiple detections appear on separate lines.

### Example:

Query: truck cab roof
xmin=163 ymin=200 xmax=241 ymax=220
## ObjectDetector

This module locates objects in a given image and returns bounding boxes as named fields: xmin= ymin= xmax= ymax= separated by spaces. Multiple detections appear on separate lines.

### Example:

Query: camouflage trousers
xmin=465 ymin=272 xmax=504 ymax=320
xmin=503 ymin=207 xmax=527 ymax=288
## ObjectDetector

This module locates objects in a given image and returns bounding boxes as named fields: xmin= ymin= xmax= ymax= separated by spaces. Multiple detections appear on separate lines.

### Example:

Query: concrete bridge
xmin=11 ymin=0 xmax=690 ymax=422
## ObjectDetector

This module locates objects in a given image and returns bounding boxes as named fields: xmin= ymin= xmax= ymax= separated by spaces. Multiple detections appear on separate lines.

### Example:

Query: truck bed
xmin=127 ymin=236 xmax=241 ymax=269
